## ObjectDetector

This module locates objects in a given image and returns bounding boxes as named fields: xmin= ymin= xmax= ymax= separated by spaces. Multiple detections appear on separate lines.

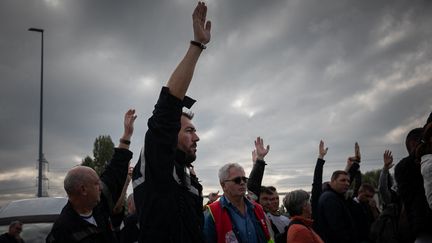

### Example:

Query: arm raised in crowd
xmin=100 ymin=109 xmax=136 ymax=212
xmin=345 ymin=142 xmax=362 ymax=197
xmin=247 ymin=137 xmax=270 ymax=201
xmin=378 ymin=150 xmax=394 ymax=205
xmin=166 ymin=1 xmax=211 ymax=99
xmin=312 ymin=140 xmax=327 ymax=219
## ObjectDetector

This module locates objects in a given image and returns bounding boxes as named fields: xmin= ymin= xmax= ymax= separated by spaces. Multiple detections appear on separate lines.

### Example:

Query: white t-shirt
xmin=80 ymin=212 xmax=98 ymax=226
xmin=266 ymin=212 xmax=290 ymax=233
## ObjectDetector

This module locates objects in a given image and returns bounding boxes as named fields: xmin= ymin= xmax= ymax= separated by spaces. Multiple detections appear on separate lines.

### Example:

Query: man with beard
xmin=131 ymin=2 xmax=211 ymax=242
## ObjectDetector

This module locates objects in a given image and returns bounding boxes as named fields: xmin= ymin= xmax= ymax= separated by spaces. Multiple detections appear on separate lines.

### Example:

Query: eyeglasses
xmin=224 ymin=176 xmax=248 ymax=184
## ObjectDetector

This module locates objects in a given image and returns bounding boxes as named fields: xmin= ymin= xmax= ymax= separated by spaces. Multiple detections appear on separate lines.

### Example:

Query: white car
xmin=0 ymin=197 xmax=67 ymax=243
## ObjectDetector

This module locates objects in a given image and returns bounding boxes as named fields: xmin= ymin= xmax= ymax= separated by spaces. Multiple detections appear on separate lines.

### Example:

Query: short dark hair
xmin=182 ymin=111 xmax=194 ymax=120
xmin=331 ymin=170 xmax=348 ymax=181
xmin=406 ymin=128 xmax=423 ymax=153
xmin=267 ymin=186 xmax=277 ymax=193
xmin=359 ymin=183 xmax=375 ymax=194
xmin=9 ymin=220 xmax=22 ymax=229
xmin=260 ymin=186 xmax=276 ymax=195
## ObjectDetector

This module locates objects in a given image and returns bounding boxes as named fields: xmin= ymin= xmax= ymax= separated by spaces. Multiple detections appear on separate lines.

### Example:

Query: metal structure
xmin=28 ymin=27 xmax=48 ymax=197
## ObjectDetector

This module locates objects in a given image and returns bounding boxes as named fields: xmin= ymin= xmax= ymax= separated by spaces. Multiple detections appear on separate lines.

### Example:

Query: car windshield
xmin=0 ymin=223 xmax=53 ymax=243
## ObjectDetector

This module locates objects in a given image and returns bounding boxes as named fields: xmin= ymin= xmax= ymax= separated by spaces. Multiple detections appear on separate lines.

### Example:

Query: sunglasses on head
xmin=224 ymin=176 xmax=248 ymax=184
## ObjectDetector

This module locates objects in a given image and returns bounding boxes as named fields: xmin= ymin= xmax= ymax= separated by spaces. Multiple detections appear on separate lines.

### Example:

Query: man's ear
xmin=80 ymin=184 xmax=87 ymax=196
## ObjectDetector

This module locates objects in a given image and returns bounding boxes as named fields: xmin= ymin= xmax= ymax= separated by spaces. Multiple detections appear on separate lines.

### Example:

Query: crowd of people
xmin=2 ymin=2 xmax=431 ymax=243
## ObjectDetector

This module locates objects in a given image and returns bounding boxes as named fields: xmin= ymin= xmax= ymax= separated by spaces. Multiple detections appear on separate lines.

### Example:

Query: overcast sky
xmin=1 ymin=0 xmax=431 ymax=206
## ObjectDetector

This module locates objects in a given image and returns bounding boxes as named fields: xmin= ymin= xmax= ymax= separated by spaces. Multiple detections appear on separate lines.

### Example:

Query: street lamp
xmin=28 ymin=27 xmax=45 ymax=197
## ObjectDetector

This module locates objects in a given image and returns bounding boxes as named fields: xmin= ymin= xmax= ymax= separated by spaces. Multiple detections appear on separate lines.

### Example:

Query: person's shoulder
xmin=52 ymin=202 xmax=81 ymax=229
xmin=288 ymin=223 xmax=312 ymax=240
xmin=320 ymin=189 xmax=336 ymax=199
xmin=395 ymin=155 xmax=416 ymax=177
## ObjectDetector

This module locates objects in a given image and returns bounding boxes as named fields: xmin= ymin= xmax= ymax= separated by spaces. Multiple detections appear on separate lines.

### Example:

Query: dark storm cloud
xmin=1 ymin=0 xmax=432 ymax=205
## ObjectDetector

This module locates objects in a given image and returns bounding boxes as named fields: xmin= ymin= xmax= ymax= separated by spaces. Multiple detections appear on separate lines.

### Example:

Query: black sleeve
xmin=312 ymin=158 xmax=325 ymax=219
xmin=247 ymin=159 xmax=266 ymax=200
xmin=100 ymin=148 xmax=133 ymax=211
xmin=394 ymin=157 xmax=432 ymax=235
xmin=348 ymin=162 xmax=361 ymax=197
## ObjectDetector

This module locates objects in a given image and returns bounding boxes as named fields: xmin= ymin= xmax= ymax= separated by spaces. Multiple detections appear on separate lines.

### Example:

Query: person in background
xmin=416 ymin=122 xmax=432 ymax=210
xmin=395 ymin=127 xmax=432 ymax=242
xmin=0 ymin=221 xmax=25 ymax=243
xmin=283 ymin=190 xmax=323 ymax=243
xmin=315 ymin=170 xmax=358 ymax=243
xmin=203 ymin=163 xmax=273 ymax=243
xmin=261 ymin=186 xmax=290 ymax=237
xmin=46 ymin=109 xmax=136 ymax=243
xmin=120 ymin=193 xmax=139 ymax=243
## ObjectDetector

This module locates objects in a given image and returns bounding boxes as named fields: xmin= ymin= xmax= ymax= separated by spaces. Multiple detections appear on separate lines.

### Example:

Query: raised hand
xmin=252 ymin=150 xmax=257 ymax=165
xmin=354 ymin=142 xmax=361 ymax=162
xmin=192 ymin=2 xmax=211 ymax=44
xmin=123 ymin=109 xmax=137 ymax=140
xmin=254 ymin=137 xmax=270 ymax=161
xmin=383 ymin=150 xmax=394 ymax=170
xmin=319 ymin=140 xmax=328 ymax=159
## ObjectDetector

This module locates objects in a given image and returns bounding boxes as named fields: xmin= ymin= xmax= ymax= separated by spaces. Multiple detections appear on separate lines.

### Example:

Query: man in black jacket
xmin=316 ymin=170 xmax=358 ymax=243
xmin=395 ymin=127 xmax=432 ymax=242
xmin=131 ymin=2 xmax=211 ymax=243
xmin=46 ymin=109 xmax=136 ymax=243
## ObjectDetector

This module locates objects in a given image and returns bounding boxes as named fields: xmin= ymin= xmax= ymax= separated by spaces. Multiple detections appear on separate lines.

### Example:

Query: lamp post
xmin=28 ymin=27 xmax=45 ymax=197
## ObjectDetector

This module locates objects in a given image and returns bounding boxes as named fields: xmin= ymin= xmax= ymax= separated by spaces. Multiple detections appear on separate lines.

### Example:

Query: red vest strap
xmin=207 ymin=199 xmax=272 ymax=243
xmin=207 ymin=201 xmax=234 ymax=243
xmin=251 ymin=201 xmax=271 ymax=241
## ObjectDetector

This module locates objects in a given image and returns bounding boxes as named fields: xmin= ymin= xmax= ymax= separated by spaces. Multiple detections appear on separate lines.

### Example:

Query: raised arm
xmin=247 ymin=137 xmax=270 ymax=200
xmin=113 ymin=166 xmax=134 ymax=214
xmin=166 ymin=2 xmax=211 ymax=99
xmin=312 ymin=140 xmax=327 ymax=219
xmin=119 ymin=109 xmax=137 ymax=149
xmin=345 ymin=142 xmax=361 ymax=197
xmin=101 ymin=109 xmax=136 ymax=211
xmin=378 ymin=150 xmax=394 ymax=205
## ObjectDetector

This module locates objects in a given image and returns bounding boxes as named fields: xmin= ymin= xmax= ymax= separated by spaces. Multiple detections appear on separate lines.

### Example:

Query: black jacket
xmin=311 ymin=158 xmax=325 ymax=222
xmin=0 ymin=233 xmax=24 ymax=243
xmin=132 ymin=87 xmax=204 ymax=243
xmin=120 ymin=214 xmax=139 ymax=243
xmin=247 ymin=159 xmax=267 ymax=201
xmin=394 ymin=154 xmax=432 ymax=239
xmin=315 ymin=187 xmax=358 ymax=243
xmin=46 ymin=148 xmax=132 ymax=243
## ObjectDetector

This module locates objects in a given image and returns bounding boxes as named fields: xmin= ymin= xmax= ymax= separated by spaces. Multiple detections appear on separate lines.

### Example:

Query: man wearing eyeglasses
xmin=203 ymin=163 xmax=274 ymax=243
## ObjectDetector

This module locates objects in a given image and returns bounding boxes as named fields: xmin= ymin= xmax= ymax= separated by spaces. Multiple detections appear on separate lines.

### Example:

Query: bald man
xmin=46 ymin=109 xmax=136 ymax=243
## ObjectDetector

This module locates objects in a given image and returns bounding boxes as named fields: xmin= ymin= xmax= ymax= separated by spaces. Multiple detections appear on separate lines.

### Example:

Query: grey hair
xmin=64 ymin=167 xmax=88 ymax=195
xmin=9 ymin=220 xmax=22 ymax=229
xmin=218 ymin=163 xmax=244 ymax=183
xmin=283 ymin=189 xmax=310 ymax=216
